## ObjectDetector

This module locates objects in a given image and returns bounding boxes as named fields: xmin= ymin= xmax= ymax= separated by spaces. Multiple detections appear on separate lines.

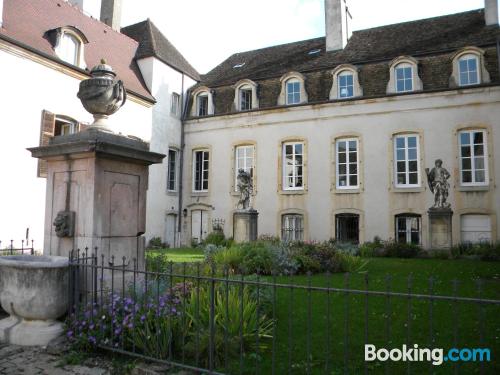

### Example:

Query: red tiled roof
xmin=0 ymin=0 xmax=154 ymax=101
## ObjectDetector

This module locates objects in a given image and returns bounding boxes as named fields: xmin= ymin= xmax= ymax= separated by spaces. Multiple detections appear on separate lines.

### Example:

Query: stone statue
xmin=426 ymin=159 xmax=451 ymax=209
xmin=236 ymin=169 xmax=253 ymax=210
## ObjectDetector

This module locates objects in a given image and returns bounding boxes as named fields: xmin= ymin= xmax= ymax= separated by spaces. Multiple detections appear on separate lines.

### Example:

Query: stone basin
xmin=0 ymin=255 xmax=69 ymax=346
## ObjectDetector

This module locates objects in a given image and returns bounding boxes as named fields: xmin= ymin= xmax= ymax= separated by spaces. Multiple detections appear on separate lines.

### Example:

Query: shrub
xmin=292 ymin=253 xmax=322 ymax=274
xmin=334 ymin=241 xmax=360 ymax=256
xmin=451 ymin=242 xmax=500 ymax=261
xmin=203 ymin=231 xmax=227 ymax=247
xmin=384 ymin=241 xmax=421 ymax=258
xmin=336 ymin=252 xmax=369 ymax=273
xmin=239 ymin=242 xmax=277 ymax=275
xmin=203 ymin=243 xmax=225 ymax=263
xmin=147 ymin=236 xmax=166 ymax=249
xmin=213 ymin=247 xmax=244 ymax=273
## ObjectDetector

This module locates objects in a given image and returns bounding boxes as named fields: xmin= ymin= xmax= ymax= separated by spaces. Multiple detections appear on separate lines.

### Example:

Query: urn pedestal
xmin=428 ymin=208 xmax=453 ymax=249
xmin=233 ymin=209 xmax=258 ymax=243
xmin=28 ymin=129 xmax=165 ymax=279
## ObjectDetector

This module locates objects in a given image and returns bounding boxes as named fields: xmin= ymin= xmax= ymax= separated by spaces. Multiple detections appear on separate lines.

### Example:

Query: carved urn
xmin=77 ymin=59 xmax=127 ymax=131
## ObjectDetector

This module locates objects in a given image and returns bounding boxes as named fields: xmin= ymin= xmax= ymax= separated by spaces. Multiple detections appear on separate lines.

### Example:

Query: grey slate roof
xmin=201 ymin=9 xmax=500 ymax=87
xmin=122 ymin=19 xmax=200 ymax=81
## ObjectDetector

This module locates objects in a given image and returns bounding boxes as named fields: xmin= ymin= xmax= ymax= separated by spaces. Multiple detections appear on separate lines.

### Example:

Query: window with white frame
xmin=396 ymin=215 xmax=421 ymax=244
xmin=196 ymin=94 xmax=209 ymax=116
xmin=459 ymin=130 xmax=488 ymax=185
xmin=193 ymin=150 xmax=209 ymax=192
xmin=171 ymin=93 xmax=180 ymax=116
xmin=458 ymin=54 xmax=479 ymax=86
xmin=286 ymin=79 xmax=301 ymax=105
xmin=338 ymin=71 xmax=354 ymax=98
xmin=395 ymin=63 xmax=413 ymax=92
xmin=239 ymin=86 xmax=252 ymax=111
xmin=281 ymin=214 xmax=304 ymax=242
xmin=167 ymin=149 xmax=178 ymax=192
xmin=58 ymin=32 xmax=80 ymax=66
xmin=394 ymin=134 xmax=420 ymax=187
xmin=336 ymin=138 xmax=359 ymax=189
xmin=235 ymin=145 xmax=254 ymax=191
xmin=283 ymin=142 xmax=304 ymax=190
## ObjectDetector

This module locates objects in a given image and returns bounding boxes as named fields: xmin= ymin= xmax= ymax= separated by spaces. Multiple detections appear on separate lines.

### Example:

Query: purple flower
xmin=66 ymin=330 xmax=73 ymax=338
xmin=140 ymin=315 xmax=146 ymax=322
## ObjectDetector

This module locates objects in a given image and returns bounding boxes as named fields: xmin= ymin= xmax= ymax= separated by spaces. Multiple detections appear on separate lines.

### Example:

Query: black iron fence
xmin=0 ymin=239 xmax=35 ymax=255
xmin=68 ymin=249 xmax=500 ymax=374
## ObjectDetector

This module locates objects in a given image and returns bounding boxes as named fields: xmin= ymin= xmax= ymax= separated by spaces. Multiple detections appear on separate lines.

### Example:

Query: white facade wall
xmin=0 ymin=45 xmax=152 ymax=248
xmin=138 ymin=57 xmax=196 ymax=246
xmin=182 ymin=87 xmax=500 ymax=247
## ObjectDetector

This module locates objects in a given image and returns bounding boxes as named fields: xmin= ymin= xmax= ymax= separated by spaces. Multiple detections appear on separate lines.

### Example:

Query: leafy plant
xmin=214 ymin=247 xmax=244 ymax=273
xmin=336 ymin=252 xmax=369 ymax=273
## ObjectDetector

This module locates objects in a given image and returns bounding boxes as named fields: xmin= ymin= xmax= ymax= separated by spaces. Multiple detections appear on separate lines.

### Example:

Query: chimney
xmin=325 ymin=0 xmax=349 ymax=51
xmin=100 ymin=0 xmax=122 ymax=31
xmin=485 ymin=0 xmax=499 ymax=26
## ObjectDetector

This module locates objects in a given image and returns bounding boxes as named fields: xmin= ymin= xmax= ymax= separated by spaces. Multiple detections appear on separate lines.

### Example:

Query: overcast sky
xmin=89 ymin=0 xmax=489 ymax=74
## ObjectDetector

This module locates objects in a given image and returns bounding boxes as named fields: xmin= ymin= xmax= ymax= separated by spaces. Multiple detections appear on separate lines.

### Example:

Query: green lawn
xmin=146 ymin=247 xmax=204 ymax=263
xmin=146 ymin=249 xmax=499 ymax=374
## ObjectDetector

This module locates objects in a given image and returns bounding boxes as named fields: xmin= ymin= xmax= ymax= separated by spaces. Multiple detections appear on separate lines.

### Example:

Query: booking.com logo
xmin=365 ymin=344 xmax=491 ymax=366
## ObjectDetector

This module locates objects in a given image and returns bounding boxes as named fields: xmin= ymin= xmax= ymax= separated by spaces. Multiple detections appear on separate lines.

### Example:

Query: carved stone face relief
xmin=53 ymin=211 xmax=75 ymax=238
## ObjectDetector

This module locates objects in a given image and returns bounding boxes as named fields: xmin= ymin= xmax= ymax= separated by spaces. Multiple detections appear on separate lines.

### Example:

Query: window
xmin=336 ymin=138 xmax=359 ymax=189
xmin=239 ymin=87 xmax=252 ymax=111
xmin=171 ymin=93 xmax=180 ymax=116
xmin=459 ymin=130 xmax=488 ymax=185
xmin=59 ymin=33 xmax=79 ymax=65
xmin=197 ymin=94 xmax=208 ymax=116
xmin=330 ymin=65 xmax=362 ymax=100
xmin=395 ymin=63 xmax=413 ymax=92
xmin=281 ymin=214 xmax=304 ymax=242
xmin=283 ymin=142 xmax=304 ymax=190
xmin=461 ymin=214 xmax=491 ymax=244
xmin=335 ymin=214 xmax=359 ymax=243
xmin=167 ymin=149 xmax=178 ymax=192
xmin=338 ymin=71 xmax=354 ymax=98
xmin=396 ymin=215 xmax=421 ymax=244
xmin=193 ymin=150 xmax=209 ymax=192
xmin=458 ymin=54 xmax=479 ymax=86
xmin=54 ymin=117 xmax=77 ymax=136
xmin=286 ymin=80 xmax=301 ymax=105
xmin=394 ymin=134 xmax=420 ymax=187
xmin=235 ymin=145 xmax=254 ymax=191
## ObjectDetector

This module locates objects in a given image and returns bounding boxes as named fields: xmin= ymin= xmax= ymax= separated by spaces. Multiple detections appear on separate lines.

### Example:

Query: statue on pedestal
xmin=426 ymin=159 xmax=451 ymax=209
xmin=236 ymin=169 xmax=253 ymax=210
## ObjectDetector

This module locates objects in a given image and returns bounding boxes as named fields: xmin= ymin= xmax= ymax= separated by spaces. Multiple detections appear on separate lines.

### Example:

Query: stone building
xmin=0 ymin=0 xmax=197 ymax=247
xmin=181 ymin=1 xmax=500 ymax=248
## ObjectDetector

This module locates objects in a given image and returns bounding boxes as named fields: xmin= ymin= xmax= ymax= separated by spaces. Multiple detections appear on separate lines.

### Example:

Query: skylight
xmin=308 ymin=49 xmax=321 ymax=55
xmin=233 ymin=62 xmax=246 ymax=68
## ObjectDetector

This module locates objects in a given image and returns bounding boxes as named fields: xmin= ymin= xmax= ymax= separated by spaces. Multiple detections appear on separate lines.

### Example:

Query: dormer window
xmin=48 ymin=26 xmax=88 ymax=68
xmin=286 ymin=79 xmax=301 ymax=104
xmin=278 ymin=72 xmax=308 ymax=106
xmin=330 ymin=65 xmax=362 ymax=100
xmin=387 ymin=56 xmax=422 ymax=94
xmin=233 ymin=79 xmax=259 ymax=111
xmin=395 ymin=63 xmax=413 ymax=92
xmin=450 ymin=47 xmax=490 ymax=88
xmin=458 ymin=54 xmax=479 ymax=86
xmin=191 ymin=87 xmax=214 ymax=117
xmin=197 ymin=94 xmax=208 ymax=116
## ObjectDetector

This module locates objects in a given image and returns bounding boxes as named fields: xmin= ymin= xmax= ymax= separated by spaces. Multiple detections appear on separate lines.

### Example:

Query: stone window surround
xmin=279 ymin=137 xmax=308 ymax=193
xmin=386 ymin=56 xmax=423 ymax=94
xmin=453 ymin=208 xmax=497 ymax=245
xmin=389 ymin=130 xmax=425 ymax=193
xmin=230 ymin=141 xmax=257 ymax=196
xmin=453 ymin=124 xmax=493 ymax=191
xmin=332 ymin=208 xmax=364 ymax=244
xmin=190 ymin=145 xmax=212 ymax=196
xmin=170 ymin=92 xmax=180 ymax=117
xmin=278 ymin=72 xmax=308 ymax=106
xmin=390 ymin=208 xmax=426 ymax=246
xmin=449 ymin=47 xmax=491 ymax=88
xmin=278 ymin=208 xmax=308 ymax=241
xmin=330 ymin=64 xmax=363 ymax=100
xmin=191 ymin=86 xmax=214 ymax=117
xmin=233 ymin=79 xmax=259 ymax=111
xmin=458 ymin=129 xmax=489 ymax=187
xmin=53 ymin=26 xmax=88 ymax=68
